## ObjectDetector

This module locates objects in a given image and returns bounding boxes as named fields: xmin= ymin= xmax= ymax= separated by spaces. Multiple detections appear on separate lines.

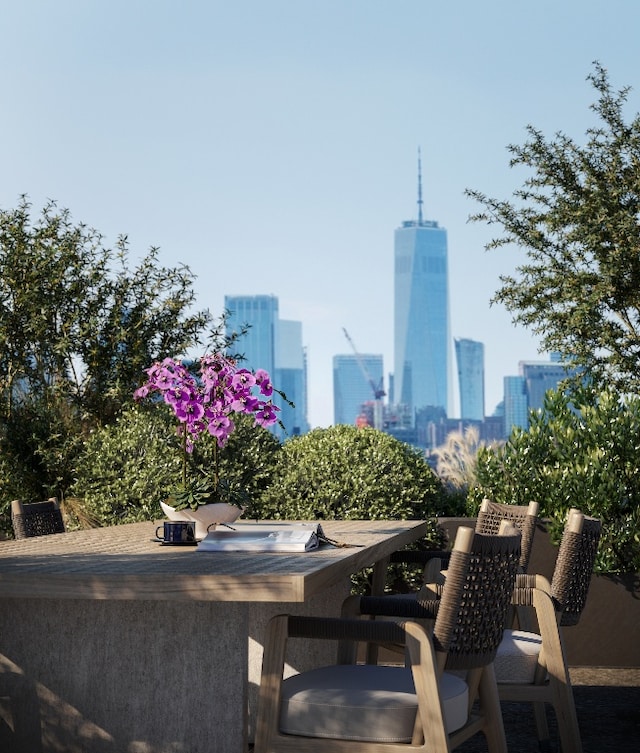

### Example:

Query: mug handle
xmin=155 ymin=525 xmax=165 ymax=541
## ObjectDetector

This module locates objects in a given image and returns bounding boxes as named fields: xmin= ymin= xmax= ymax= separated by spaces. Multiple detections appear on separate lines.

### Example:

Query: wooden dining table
xmin=0 ymin=518 xmax=427 ymax=753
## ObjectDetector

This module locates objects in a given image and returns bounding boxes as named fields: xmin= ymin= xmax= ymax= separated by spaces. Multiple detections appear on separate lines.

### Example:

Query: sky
xmin=2 ymin=1 xmax=640 ymax=428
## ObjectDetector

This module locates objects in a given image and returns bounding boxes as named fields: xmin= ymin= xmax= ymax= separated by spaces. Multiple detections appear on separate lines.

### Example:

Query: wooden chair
xmin=494 ymin=509 xmax=602 ymax=753
xmin=254 ymin=524 xmax=522 ymax=753
xmin=10 ymin=498 xmax=65 ymax=539
xmin=388 ymin=499 xmax=539 ymax=588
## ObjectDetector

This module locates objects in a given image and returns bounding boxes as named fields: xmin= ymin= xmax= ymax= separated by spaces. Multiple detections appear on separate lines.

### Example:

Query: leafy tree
xmin=466 ymin=62 xmax=640 ymax=394
xmin=0 ymin=197 xmax=209 ymax=423
xmin=469 ymin=385 xmax=640 ymax=573
xmin=0 ymin=197 xmax=210 ymax=515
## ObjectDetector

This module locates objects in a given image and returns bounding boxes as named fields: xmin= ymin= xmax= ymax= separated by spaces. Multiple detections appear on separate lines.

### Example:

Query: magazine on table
xmin=197 ymin=522 xmax=326 ymax=552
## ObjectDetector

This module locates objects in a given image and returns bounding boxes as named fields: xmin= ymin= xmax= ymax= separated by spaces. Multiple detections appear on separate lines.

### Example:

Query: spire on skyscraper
xmin=417 ymin=147 xmax=424 ymax=226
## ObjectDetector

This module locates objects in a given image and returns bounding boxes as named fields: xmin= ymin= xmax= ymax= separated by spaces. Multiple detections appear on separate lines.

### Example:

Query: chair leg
xmin=537 ymin=606 xmax=582 ymax=753
xmin=479 ymin=664 xmax=508 ymax=753
xmin=532 ymin=701 xmax=552 ymax=751
xmin=548 ymin=674 xmax=582 ymax=753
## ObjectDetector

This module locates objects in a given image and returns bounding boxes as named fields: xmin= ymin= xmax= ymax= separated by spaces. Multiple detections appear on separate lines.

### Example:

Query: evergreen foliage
xmin=469 ymin=385 xmax=640 ymax=573
xmin=253 ymin=424 xmax=444 ymax=521
xmin=70 ymin=407 xmax=281 ymax=527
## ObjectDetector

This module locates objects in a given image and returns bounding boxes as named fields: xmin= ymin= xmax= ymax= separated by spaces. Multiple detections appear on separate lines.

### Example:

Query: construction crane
xmin=342 ymin=327 xmax=385 ymax=430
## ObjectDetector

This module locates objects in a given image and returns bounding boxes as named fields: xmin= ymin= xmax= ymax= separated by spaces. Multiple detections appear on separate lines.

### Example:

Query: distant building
xmin=394 ymin=151 xmax=452 ymax=422
xmin=333 ymin=353 xmax=383 ymax=427
xmin=224 ymin=294 xmax=309 ymax=440
xmin=502 ymin=358 xmax=578 ymax=435
xmin=504 ymin=375 xmax=529 ymax=432
xmin=275 ymin=320 xmax=310 ymax=439
xmin=520 ymin=360 xmax=573 ymax=413
xmin=455 ymin=338 xmax=485 ymax=421
xmin=224 ymin=294 xmax=278 ymax=377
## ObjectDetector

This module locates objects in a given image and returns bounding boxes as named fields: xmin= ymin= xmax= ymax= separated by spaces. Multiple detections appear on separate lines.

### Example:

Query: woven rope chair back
xmin=550 ymin=510 xmax=602 ymax=627
xmin=476 ymin=499 xmax=539 ymax=571
xmin=11 ymin=499 xmax=65 ymax=539
xmin=434 ymin=527 xmax=522 ymax=671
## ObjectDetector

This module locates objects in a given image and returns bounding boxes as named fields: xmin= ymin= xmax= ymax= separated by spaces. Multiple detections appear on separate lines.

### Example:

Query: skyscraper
xmin=455 ymin=338 xmax=485 ymax=421
xmin=502 ymin=358 xmax=579 ymax=435
xmin=519 ymin=360 xmax=573 ymax=413
xmin=394 ymin=152 xmax=451 ymax=421
xmin=224 ymin=294 xmax=278 ymax=376
xmin=224 ymin=294 xmax=308 ymax=439
xmin=504 ymin=375 xmax=529 ymax=432
xmin=333 ymin=353 xmax=383 ymax=426
xmin=275 ymin=319 xmax=309 ymax=438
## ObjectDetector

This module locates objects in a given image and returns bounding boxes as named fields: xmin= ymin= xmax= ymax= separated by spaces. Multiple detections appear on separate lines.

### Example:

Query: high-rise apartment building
xmin=333 ymin=353 xmax=383 ymax=426
xmin=394 ymin=153 xmax=451 ymax=422
xmin=455 ymin=338 xmax=485 ymax=421
xmin=224 ymin=294 xmax=308 ymax=439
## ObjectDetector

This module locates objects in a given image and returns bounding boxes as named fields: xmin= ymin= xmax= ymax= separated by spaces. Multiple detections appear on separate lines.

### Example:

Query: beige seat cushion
xmin=494 ymin=629 xmax=542 ymax=684
xmin=279 ymin=664 xmax=468 ymax=742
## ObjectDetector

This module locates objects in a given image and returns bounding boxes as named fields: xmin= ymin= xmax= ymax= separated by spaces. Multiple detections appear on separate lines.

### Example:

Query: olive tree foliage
xmin=468 ymin=385 xmax=640 ymax=574
xmin=0 ymin=197 xmax=210 ymax=521
xmin=70 ymin=407 xmax=281 ymax=527
xmin=466 ymin=63 xmax=640 ymax=395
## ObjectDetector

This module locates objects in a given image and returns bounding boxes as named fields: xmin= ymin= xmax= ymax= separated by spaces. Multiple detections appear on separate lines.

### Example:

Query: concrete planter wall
xmin=436 ymin=517 xmax=640 ymax=668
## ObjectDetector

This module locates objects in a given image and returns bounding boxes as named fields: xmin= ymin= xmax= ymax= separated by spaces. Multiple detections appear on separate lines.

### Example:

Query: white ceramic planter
xmin=160 ymin=501 xmax=244 ymax=539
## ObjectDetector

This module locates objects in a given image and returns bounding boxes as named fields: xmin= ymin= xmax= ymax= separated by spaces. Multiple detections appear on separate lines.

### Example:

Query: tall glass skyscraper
xmin=224 ymin=294 xmax=278 ymax=376
xmin=455 ymin=338 xmax=485 ymax=421
xmin=394 ymin=154 xmax=451 ymax=421
xmin=224 ymin=294 xmax=309 ymax=439
xmin=504 ymin=375 xmax=529 ymax=432
xmin=276 ymin=320 xmax=309 ymax=437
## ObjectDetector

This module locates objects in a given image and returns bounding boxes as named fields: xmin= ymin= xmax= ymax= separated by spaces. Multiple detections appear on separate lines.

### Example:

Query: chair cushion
xmin=279 ymin=664 xmax=468 ymax=742
xmin=494 ymin=629 xmax=542 ymax=684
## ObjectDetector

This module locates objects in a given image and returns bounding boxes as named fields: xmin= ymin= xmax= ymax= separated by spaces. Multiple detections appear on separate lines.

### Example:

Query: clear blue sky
xmin=2 ymin=1 xmax=639 ymax=427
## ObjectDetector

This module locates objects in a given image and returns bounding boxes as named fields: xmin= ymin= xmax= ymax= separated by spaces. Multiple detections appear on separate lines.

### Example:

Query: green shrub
xmin=70 ymin=405 xmax=281 ymax=527
xmin=470 ymin=385 xmax=640 ymax=573
xmin=252 ymin=424 xmax=445 ymax=593
xmin=254 ymin=424 xmax=444 ymax=521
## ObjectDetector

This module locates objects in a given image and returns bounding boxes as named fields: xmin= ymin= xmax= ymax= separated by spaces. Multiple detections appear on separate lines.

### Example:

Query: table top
xmin=0 ymin=519 xmax=427 ymax=602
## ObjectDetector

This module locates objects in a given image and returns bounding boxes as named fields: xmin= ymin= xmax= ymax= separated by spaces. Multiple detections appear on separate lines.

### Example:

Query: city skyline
xmin=2 ymin=2 xmax=639 ymax=428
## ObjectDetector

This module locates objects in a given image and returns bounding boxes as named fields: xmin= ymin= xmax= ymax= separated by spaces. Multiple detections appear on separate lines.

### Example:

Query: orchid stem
xmin=182 ymin=428 xmax=187 ymax=488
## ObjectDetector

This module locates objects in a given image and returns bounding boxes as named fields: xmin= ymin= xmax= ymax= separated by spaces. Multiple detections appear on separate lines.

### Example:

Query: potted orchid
xmin=134 ymin=353 xmax=280 ymax=533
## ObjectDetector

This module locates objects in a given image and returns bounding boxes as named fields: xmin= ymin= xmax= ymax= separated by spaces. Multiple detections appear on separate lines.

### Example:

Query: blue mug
xmin=156 ymin=520 xmax=196 ymax=544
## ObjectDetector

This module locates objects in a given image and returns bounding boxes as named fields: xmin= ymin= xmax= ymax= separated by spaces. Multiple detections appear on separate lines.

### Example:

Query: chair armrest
xmin=389 ymin=549 xmax=452 ymax=567
xmin=355 ymin=595 xmax=440 ymax=620
xmin=287 ymin=614 xmax=410 ymax=645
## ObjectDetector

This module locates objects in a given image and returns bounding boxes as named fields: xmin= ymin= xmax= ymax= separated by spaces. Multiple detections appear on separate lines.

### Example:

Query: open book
xmin=197 ymin=522 xmax=326 ymax=553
